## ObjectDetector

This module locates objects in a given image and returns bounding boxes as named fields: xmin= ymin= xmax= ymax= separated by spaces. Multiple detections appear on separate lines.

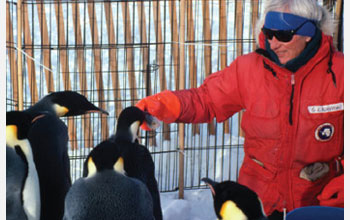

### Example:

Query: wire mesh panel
xmin=6 ymin=0 xmax=342 ymax=192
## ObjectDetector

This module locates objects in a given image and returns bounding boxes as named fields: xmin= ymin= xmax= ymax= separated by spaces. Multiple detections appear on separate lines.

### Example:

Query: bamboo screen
xmin=6 ymin=0 xmax=343 ymax=193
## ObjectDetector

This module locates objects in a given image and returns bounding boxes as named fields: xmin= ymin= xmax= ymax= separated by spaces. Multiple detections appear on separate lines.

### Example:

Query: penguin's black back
xmin=27 ymin=113 xmax=71 ymax=220
xmin=63 ymin=170 xmax=154 ymax=220
xmin=112 ymin=135 xmax=162 ymax=220
xmin=112 ymin=106 xmax=162 ymax=220
xmin=6 ymin=146 xmax=28 ymax=220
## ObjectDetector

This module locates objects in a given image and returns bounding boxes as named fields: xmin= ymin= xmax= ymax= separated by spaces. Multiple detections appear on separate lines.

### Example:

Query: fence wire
xmin=6 ymin=0 xmax=342 ymax=192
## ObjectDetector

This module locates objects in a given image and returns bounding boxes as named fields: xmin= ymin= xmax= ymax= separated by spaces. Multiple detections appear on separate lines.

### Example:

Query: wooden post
xmin=87 ymin=1 xmax=109 ymax=141
xmin=235 ymin=0 xmax=245 ymax=138
xmin=333 ymin=0 xmax=343 ymax=51
xmin=168 ymin=0 xmax=179 ymax=90
xmin=17 ymin=0 xmax=23 ymax=110
xmin=36 ymin=1 xmax=54 ymax=92
xmin=178 ymin=0 xmax=186 ymax=200
xmin=137 ymin=1 xmax=151 ymax=93
xmin=55 ymin=0 xmax=78 ymax=149
xmin=104 ymin=2 xmax=123 ymax=117
xmin=202 ymin=0 xmax=215 ymax=135
xmin=23 ymin=3 xmax=39 ymax=104
xmin=186 ymin=0 xmax=200 ymax=135
xmin=219 ymin=0 xmax=230 ymax=134
xmin=251 ymin=0 xmax=260 ymax=50
xmin=152 ymin=1 xmax=171 ymax=140
xmin=137 ymin=2 xmax=157 ymax=146
xmin=120 ymin=2 xmax=138 ymax=105
xmin=72 ymin=2 xmax=94 ymax=148
xmin=7 ymin=2 xmax=18 ymax=110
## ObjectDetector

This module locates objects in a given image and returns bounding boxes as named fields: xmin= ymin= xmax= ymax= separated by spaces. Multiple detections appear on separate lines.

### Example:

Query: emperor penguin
xmin=6 ymin=111 xmax=41 ymax=220
xmin=24 ymin=91 xmax=108 ymax=220
xmin=64 ymin=141 xmax=154 ymax=220
xmin=83 ymin=106 xmax=163 ymax=220
xmin=202 ymin=178 xmax=267 ymax=220
xmin=24 ymin=90 xmax=108 ymax=117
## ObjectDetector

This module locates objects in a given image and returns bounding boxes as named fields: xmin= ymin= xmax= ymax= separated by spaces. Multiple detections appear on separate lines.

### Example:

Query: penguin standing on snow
xmin=25 ymin=91 xmax=108 ymax=220
xmin=6 ymin=111 xmax=42 ymax=220
xmin=202 ymin=178 xmax=268 ymax=220
xmin=83 ymin=106 xmax=163 ymax=220
xmin=64 ymin=141 xmax=154 ymax=220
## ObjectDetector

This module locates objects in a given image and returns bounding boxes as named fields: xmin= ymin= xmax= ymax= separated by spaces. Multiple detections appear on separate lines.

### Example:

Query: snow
xmin=161 ymin=189 xmax=217 ymax=220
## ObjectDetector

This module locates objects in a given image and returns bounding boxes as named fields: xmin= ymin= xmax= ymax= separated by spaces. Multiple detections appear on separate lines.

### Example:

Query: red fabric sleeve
xmin=173 ymin=59 xmax=244 ymax=123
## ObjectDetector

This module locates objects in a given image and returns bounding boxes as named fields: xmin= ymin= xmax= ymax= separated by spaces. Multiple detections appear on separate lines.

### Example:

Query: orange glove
xmin=136 ymin=90 xmax=181 ymax=130
xmin=317 ymin=159 xmax=344 ymax=208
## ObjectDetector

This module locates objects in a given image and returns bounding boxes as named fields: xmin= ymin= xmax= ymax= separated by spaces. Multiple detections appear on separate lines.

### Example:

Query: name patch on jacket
xmin=308 ymin=103 xmax=344 ymax=114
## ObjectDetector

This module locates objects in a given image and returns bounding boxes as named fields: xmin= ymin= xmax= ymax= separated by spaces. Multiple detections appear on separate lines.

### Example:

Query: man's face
xmin=268 ymin=34 xmax=311 ymax=64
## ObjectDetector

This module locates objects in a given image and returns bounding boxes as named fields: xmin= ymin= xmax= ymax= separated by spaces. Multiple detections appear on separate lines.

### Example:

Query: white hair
xmin=255 ymin=0 xmax=335 ymax=45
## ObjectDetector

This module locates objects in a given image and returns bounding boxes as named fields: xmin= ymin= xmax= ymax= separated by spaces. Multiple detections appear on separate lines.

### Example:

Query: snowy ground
xmin=161 ymin=189 xmax=217 ymax=220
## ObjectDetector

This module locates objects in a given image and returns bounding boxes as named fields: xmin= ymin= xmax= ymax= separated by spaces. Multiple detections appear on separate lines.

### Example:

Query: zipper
xmin=289 ymin=74 xmax=295 ymax=125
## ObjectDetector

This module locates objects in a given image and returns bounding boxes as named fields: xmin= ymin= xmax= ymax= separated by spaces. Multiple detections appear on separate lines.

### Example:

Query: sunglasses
xmin=262 ymin=20 xmax=313 ymax=42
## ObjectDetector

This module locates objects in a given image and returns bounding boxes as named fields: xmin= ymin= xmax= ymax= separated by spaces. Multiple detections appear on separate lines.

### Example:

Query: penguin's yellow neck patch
xmin=114 ymin=157 xmax=125 ymax=175
xmin=6 ymin=125 xmax=18 ymax=147
xmin=220 ymin=200 xmax=247 ymax=220
xmin=6 ymin=125 xmax=33 ymax=159
xmin=54 ymin=104 xmax=69 ymax=117
xmin=87 ymin=157 xmax=97 ymax=177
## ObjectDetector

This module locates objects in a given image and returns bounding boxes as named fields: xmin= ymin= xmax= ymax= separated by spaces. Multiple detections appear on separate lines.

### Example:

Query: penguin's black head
xmin=45 ymin=91 xmax=109 ymax=117
xmin=202 ymin=178 xmax=266 ymax=220
xmin=115 ymin=106 xmax=158 ymax=143
xmin=6 ymin=111 xmax=33 ymax=141
xmin=116 ymin=106 xmax=145 ymax=143
xmin=85 ymin=140 xmax=125 ymax=178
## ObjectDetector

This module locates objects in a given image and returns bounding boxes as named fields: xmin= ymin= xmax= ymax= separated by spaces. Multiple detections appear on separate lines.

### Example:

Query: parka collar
xmin=256 ymin=30 xmax=336 ymax=86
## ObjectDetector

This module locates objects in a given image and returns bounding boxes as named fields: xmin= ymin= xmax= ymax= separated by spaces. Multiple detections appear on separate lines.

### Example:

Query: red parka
xmin=173 ymin=33 xmax=344 ymax=214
